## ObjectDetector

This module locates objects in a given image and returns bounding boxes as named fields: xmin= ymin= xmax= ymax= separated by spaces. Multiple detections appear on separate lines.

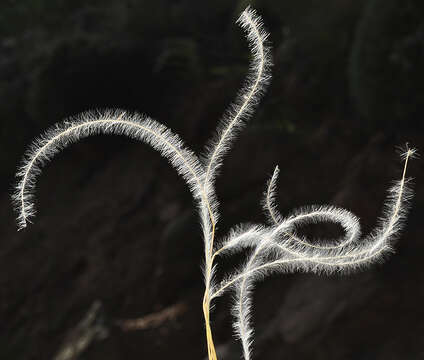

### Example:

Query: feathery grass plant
xmin=12 ymin=7 xmax=416 ymax=360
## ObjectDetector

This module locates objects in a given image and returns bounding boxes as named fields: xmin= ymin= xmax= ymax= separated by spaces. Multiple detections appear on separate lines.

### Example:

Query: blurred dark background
xmin=0 ymin=0 xmax=423 ymax=359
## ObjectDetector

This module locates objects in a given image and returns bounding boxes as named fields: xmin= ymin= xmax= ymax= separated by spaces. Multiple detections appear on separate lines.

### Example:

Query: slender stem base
xmin=203 ymin=293 xmax=218 ymax=360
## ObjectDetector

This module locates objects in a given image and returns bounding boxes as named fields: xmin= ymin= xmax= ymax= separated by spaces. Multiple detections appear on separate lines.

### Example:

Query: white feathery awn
xmin=12 ymin=7 xmax=416 ymax=360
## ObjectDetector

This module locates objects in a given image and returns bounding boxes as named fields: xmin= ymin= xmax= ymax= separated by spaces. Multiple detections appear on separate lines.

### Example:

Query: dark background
xmin=1 ymin=0 xmax=423 ymax=359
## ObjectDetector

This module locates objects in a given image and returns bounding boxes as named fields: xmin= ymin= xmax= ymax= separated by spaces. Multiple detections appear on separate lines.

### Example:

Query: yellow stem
xmin=203 ymin=292 xmax=218 ymax=360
